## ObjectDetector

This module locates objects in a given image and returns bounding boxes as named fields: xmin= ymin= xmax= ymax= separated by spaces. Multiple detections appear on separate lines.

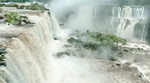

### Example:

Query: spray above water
xmin=49 ymin=0 xmax=149 ymax=43
xmin=0 ymin=0 xmax=150 ymax=83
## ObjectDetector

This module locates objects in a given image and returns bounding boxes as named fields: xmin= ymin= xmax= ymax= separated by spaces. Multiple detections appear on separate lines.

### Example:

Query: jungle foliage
xmin=0 ymin=3 xmax=47 ymax=10
xmin=55 ymin=31 xmax=126 ymax=59
xmin=26 ymin=3 xmax=47 ymax=10
xmin=3 ymin=12 xmax=33 ymax=25
xmin=4 ymin=12 xmax=22 ymax=25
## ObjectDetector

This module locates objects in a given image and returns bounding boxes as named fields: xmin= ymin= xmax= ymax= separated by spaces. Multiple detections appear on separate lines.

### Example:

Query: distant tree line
xmin=0 ymin=0 xmax=50 ymax=2
xmin=117 ymin=0 xmax=150 ymax=5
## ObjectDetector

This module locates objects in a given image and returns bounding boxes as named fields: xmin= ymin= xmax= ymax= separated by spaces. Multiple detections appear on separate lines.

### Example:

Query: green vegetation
xmin=82 ymin=31 xmax=126 ymax=45
xmin=125 ymin=62 xmax=131 ymax=65
xmin=0 ymin=4 xmax=5 ymax=7
xmin=3 ymin=12 xmax=33 ymax=25
xmin=115 ymin=63 xmax=121 ymax=66
xmin=0 ymin=3 xmax=48 ymax=11
xmin=47 ymin=11 xmax=51 ymax=16
xmin=109 ymin=56 xmax=117 ymax=61
xmin=67 ymin=31 xmax=126 ymax=51
xmin=26 ymin=3 xmax=47 ymax=10
xmin=56 ymin=51 xmax=70 ymax=57
xmin=0 ymin=16 xmax=3 ymax=19
xmin=118 ymin=0 xmax=150 ymax=6
xmin=82 ymin=42 xmax=99 ymax=51
xmin=4 ymin=12 xmax=22 ymax=25
xmin=59 ymin=31 xmax=127 ymax=59
xmin=5 ymin=3 xmax=18 ymax=7
xmin=0 ymin=0 xmax=28 ymax=2
xmin=0 ymin=3 xmax=24 ymax=9
xmin=0 ymin=49 xmax=6 ymax=66
xmin=68 ymin=38 xmax=82 ymax=44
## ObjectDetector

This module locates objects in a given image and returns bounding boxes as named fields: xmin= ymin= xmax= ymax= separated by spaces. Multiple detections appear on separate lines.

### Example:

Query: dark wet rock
xmin=0 ymin=62 xmax=6 ymax=67
xmin=68 ymin=37 xmax=82 ymax=44
xmin=0 ymin=16 xmax=3 ymax=19
xmin=123 ymin=49 xmax=129 ymax=52
xmin=63 ymin=45 xmax=72 ymax=48
xmin=0 ymin=49 xmax=6 ymax=66
xmin=115 ymin=63 xmax=121 ymax=66
xmin=125 ymin=62 xmax=131 ymax=65
xmin=0 ymin=49 xmax=7 ymax=55
xmin=53 ymin=35 xmax=61 ymax=40
xmin=109 ymin=56 xmax=117 ymax=61
xmin=47 ymin=11 xmax=51 ymax=16
xmin=56 ymin=51 xmax=70 ymax=57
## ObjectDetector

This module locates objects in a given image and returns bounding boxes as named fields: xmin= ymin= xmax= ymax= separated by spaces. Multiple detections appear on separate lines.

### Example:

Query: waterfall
xmin=76 ymin=5 xmax=148 ymax=42
xmin=109 ymin=6 xmax=147 ymax=42
xmin=0 ymin=11 xmax=62 ymax=83
xmin=0 ymin=10 xmax=103 ymax=83
xmin=66 ymin=5 xmax=94 ymax=31
xmin=0 ymin=3 xmax=149 ymax=83
xmin=5 ymin=12 xmax=53 ymax=83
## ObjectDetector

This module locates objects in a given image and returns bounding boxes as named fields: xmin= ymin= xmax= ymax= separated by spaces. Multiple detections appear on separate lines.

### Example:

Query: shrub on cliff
xmin=4 ymin=12 xmax=22 ymax=25
xmin=26 ymin=3 xmax=46 ymax=10
xmin=0 ymin=4 xmax=5 ymax=7
xmin=4 ymin=12 xmax=33 ymax=25
xmin=5 ymin=3 xmax=19 ymax=8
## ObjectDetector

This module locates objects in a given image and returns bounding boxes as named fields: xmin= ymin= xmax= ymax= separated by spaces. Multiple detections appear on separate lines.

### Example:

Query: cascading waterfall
xmin=0 ymin=10 xmax=102 ymax=83
xmin=110 ymin=6 xmax=147 ymax=42
xmin=5 ymin=12 xmax=54 ymax=83
xmin=141 ymin=25 xmax=148 ymax=42
xmin=0 ymin=2 xmax=150 ymax=83
xmin=75 ymin=5 xmax=148 ymax=42
xmin=0 ymin=11 xmax=62 ymax=83
xmin=66 ymin=5 xmax=94 ymax=31
xmin=67 ymin=5 xmax=148 ymax=42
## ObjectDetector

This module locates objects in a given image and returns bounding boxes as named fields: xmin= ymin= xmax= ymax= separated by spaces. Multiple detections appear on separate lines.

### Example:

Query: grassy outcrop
xmin=67 ymin=31 xmax=126 ymax=51
xmin=26 ymin=3 xmax=47 ymax=10
xmin=4 ymin=12 xmax=22 ymax=25
xmin=55 ymin=31 xmax=126 ymax=59
xmin=5 ymin=3 xmax=18 ymax=8
xmin=0 ymin=3 xmax=48 ymax=10
xmin=81 ymin=31 xmax=126 ymax=45
xmin=3 ymin=12 xmax=33 ymax=25
xmin=0 ymin=4 xmax=5 ymax=7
